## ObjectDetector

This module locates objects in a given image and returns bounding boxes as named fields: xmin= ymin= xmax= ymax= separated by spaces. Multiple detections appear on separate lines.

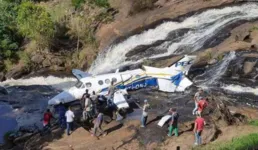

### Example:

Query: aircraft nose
xmin=48 ymin=91 xmax=76 ymax=105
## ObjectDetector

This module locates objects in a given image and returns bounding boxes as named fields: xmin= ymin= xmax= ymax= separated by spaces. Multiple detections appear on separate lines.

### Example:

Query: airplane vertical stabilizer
xmin=169 ymin=55 xmax=196 ymax=75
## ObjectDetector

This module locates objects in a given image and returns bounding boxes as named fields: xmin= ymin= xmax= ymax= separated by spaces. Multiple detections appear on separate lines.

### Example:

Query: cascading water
xmin=89 ymin=3 xmax=258 ymax=75
xmin=0 ymin=76 xmax=77 ymax=91
xmin=1 ymin=3 xmax=258 ymax=143
xmin=194 ymin=51 xmax=236 ymax=86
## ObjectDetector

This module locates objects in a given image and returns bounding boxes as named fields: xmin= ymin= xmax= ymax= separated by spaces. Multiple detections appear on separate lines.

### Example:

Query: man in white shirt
xmin=65 ymin=106 xmax=75 ymax=136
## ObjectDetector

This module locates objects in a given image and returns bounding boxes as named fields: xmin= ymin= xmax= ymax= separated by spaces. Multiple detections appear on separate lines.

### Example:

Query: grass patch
xmin=195 ymin=133 xmax=258 ymax=150
xmin=249 ymin=120 xmax=258 ymax=126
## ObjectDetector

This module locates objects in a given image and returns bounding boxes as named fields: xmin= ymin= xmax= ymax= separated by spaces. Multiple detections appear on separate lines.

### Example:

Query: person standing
xmin=81 ymin=89 xmax=90 ymax=109
xmin=65 ymin=106 xmax=75 ymax=136
xmin=43 ymin=109 xmax=53 ymax=127
xmin=83 ymin=94 xmax=92 ymax=121
xmin=107 ymin=81 xmax=116 ymax=106
xmin=197 ymin=98 xmax=208 ymax=116
xmin=91 ymin=111 xmax=106 ymax=137
xmin=168 ymin=108 xmax=179 ymax=137
xmin=55 ymin=102 xmax=66 ymax=128
xmin=194 ymin=113 xmax=206 ymax=145
xmin=193 ymin=88 xmax=204 ymax=115
xmin=91 ymin=91 xmax=98 ymax=117
xmin=141 ymin=99 xmax=150 ymax=128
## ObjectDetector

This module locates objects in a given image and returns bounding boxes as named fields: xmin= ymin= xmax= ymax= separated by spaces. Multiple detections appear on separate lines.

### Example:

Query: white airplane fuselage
xmin=48 ymin=55 xmax=196 ymax=105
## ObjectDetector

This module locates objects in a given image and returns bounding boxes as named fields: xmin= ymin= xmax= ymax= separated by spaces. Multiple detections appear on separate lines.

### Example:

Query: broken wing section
xmin=158 ymin=73 xmax=193 ymax=92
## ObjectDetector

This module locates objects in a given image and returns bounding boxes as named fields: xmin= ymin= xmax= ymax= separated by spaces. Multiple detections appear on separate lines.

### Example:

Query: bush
xmin=71 ymin=0 xmax=85 ymax=10
xmin=17 ymin=51 xmax=31 ymax=68
xmin=4 ymin=59 xmax=14 ymax=72
xmin=17 ymin=1 xmax=55 ymax=49
xmin=0 ymin=0 xmax=21 ymax=59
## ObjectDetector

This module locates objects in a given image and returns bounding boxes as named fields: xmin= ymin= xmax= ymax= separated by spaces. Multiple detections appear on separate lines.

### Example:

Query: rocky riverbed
xmin=1 ymin=1 xmax=258 ymax=150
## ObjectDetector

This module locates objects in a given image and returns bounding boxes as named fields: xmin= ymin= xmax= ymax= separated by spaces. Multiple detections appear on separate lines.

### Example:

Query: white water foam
xmin=0 ymin=76 xmax=77 ymax=91
xmin=222 ymin=84 xmax=258 ymax=96
xmin=89 ymin=3 xmax=258 ymax=74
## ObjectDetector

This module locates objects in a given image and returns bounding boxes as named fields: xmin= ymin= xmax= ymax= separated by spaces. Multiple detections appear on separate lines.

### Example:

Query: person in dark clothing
xmin=55 ymin=102 xmax=66 ymax=128
xmin=168 ymin=108 xmax=179 ymax=137
xmin=81 ymin=89 xmax=90 ymax=109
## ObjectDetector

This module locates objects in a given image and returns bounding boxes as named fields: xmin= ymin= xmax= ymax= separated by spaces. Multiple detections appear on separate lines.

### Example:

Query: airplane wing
xmin=72 ymin=69 xmax=92 ymax=80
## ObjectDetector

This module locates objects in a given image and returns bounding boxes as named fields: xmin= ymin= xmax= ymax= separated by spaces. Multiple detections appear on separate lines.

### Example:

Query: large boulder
xmin=31 ymin=54 xmax=45 ymax=64
xmin=42 ymin=59 xmax=51 ymax=68
xmin=50 ymin=57 xmax=64 ymax=66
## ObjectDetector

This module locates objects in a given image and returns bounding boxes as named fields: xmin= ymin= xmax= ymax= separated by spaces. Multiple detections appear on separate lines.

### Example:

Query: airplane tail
xmin=169 ymin=55 xmax=196 ymax=75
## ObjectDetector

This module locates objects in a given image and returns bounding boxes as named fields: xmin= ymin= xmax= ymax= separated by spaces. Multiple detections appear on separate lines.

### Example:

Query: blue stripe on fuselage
xmin=100 ymin=77 xmax=158 ymax=92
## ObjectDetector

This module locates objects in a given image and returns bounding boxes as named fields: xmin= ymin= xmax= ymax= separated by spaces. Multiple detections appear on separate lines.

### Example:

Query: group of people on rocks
xmin=43 ymin=81 xmax=208 ymax=146
xmin=42 ymin=82 xmax=118 ymax=137
xmin=140 ymin=87 xmax=208 ymax=146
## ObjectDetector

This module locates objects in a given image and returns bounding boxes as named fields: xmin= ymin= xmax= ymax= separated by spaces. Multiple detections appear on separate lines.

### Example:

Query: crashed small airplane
xmin=48 ymin=55 xmax=196 ymax=108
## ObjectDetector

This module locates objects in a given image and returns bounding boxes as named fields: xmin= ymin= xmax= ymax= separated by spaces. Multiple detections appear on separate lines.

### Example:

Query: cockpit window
xmin=105 ymin=79 xmax=110 ymax=84
xmin=75 ymin=81 xmax=83 ymax=88
xmin=98 ymin=80 xmax=103 ymax=85
xmin=86 ymin=82 xmax=92 ymax=88
xmin=112 ymin=78 xmax=117 ymax=83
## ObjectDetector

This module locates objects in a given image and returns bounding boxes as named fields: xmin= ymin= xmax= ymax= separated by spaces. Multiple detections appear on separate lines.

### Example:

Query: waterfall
xmin=89 ymin=3 xmax=258 ymax=75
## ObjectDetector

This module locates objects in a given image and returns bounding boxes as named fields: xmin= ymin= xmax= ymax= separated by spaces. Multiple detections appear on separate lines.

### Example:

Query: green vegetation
xmin=195 ymin=133 xmax=258 ymax=150
xmin=250 ymin=26 xmax=258 ymax=32
xmin=72 ymin=0 xmax=85 ymax=10
xmin=249 ymin=120 xmax=258 ymax=126
xmin=0 ymin=0 xmax=20 ymax=60
xmin=87 ymin=0 xmax=110 ymax=8
xmin=17 ymin=1 xmax=55 ymax=48
xmin=0 ymin=0 xmax=113 ymax=73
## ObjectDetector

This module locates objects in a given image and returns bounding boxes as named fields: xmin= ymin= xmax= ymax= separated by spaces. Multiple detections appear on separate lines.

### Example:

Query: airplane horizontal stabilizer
xmin=72 ymin=69 xmax=92 ymax=80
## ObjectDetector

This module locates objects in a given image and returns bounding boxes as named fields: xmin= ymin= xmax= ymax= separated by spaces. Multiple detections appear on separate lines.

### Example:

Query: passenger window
xmin=86 ymin=82 xmax=92 ymax=88
xmin=112 ymin=78 xmax=117 ymax=83
xmin=105 ymin=79 xmax=110 ymax=84
xmin=98 ymin=80 xmax=103 ymax=85
xmin=135 ymin=75 xmax=141 ymax=78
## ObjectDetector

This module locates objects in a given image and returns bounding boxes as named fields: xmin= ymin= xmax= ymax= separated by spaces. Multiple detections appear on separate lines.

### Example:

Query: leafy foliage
xmin=0 ymin=0 xmax=20 ymax=59
xmin=72 ymin=0 xmax=85 ymax=10
xmin=17 ymin=1 xmax=55 ymax=48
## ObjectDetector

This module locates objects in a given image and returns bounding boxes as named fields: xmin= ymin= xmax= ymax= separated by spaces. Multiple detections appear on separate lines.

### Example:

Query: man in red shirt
xmin=43 ymin=109 xmax=53 ymax=127
xmin=197 ymin=98 xmax=208 ymax=116
xmin=194 ymin=113 xmax=206 ymax=145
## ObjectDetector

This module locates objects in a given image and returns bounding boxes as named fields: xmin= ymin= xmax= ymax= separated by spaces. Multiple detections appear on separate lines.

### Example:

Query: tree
xmin=17 ymin=1 xmax=55 ymax=49
xmin=0 ymin=0 xmax=20 ymax=59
